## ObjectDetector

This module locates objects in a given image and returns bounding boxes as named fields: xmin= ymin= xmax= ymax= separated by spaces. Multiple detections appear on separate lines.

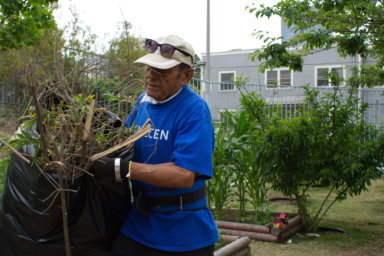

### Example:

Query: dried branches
xmin=5 ymin=65 xmax=148 ymax=256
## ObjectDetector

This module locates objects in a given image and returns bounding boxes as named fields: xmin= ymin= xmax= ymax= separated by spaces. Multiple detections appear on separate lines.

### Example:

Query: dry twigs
xmin=89 ymin=119 xmax=151 ymax=161
xmin=0 ymin=138 xmax=30 ymax=164
xmin=5 ymin=63 xmax=147 ymax=255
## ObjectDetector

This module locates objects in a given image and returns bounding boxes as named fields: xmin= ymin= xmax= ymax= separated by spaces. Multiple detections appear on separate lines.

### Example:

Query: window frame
xmin=219 ymin=71 xmax=236 ymax=92
xmin=265 ymin=68 xmax=293 ymax=88
xmin=314 ymin=65 xmax=346 ymax=87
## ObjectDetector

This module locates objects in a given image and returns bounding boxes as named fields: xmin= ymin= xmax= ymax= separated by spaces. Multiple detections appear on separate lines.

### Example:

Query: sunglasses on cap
xmin=145 ymin=39 xmax=193 ymax=62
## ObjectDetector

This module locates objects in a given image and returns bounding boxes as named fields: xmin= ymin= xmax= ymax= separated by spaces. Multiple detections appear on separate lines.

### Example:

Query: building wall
xmin=197 ymin=48 xmax=381 ymax=125
xmin=191 ymin=78 xmax=384 ymax=128
xmin=208 ymin=49 xmax=263 ymax=84
xmin=202 ymin=47 xmax=377 ymax=86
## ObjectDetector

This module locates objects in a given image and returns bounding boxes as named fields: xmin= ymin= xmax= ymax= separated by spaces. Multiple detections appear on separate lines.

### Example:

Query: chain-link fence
xmin=191 ymin=78 xmax=384 ymax=128
xmin=1 ymin=78 xmax=383 ymax=128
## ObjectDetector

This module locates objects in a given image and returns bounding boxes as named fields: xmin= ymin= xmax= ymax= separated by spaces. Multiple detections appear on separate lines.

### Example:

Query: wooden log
xmin=213 ymin=207 xmax=296 ymax=217
xmin=281 ymin=215 xmax=302 ymax=233
xmin=220 ymin=235 xmax=241 ymax=243
xmin=232 ymin=247 xmax=249 ymax=256
xmin=279 ymin=223 xmax=304 ymax=241
xmin=216 ymin=220 xmax=270 ymax=234
xmin=270 ymin=215 xmax=302 ymax=239
xmin=218 ymin=228 xmax=278 ymax=242
xmin=216 ymin=214 xmax=303 ymax=242
xmin=214 ymin=237 xmax=251 ymax=256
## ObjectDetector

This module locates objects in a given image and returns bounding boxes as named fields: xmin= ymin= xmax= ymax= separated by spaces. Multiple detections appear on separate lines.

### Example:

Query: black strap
xmin=146 ymin=185 xmax=206 ymax=208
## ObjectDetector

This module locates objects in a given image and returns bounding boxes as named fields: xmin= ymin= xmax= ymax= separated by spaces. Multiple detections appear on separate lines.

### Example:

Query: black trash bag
xmin=0 ymin=147 xmax=131 ymax=256
xmin=0 ymin=111 xmax=131 ymax=256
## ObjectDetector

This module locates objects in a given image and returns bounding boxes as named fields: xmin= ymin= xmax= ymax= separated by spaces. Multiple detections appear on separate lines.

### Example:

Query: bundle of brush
xmin=11 ymin=84 xmax=150 ymax=179
xmin=1 ymin=81 xmax=150 ymax=256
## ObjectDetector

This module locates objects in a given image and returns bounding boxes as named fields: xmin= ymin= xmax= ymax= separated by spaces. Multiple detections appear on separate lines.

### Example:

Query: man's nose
xmin=147 ymin=70 xmax=162 ymax=82
xmin=147 ymin=68 xmax=155 ymax=77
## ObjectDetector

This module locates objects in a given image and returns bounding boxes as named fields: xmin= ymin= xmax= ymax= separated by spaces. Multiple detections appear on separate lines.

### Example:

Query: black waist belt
xmin=134 ymin=185 xmax=206 ymax=214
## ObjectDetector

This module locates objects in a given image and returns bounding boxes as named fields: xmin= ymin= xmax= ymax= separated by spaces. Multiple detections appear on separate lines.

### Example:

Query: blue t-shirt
xmin=121 ymin=85 xmax=219 ymax=252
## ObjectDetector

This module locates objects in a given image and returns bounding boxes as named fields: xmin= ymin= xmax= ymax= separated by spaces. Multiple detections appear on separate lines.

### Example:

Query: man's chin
xmin=146 ymin=91 xmax=163 ymax=101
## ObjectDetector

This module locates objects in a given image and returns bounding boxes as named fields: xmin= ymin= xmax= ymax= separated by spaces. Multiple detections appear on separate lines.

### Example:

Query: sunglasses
xmin=145 ymin=39 xmax=193 ymax=62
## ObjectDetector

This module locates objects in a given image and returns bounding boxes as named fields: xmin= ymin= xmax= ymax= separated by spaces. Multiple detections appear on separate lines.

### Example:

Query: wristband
xmin=114 ymin=158 xmax=122 ymax=182
xmin=126 ymin=161 xmax=132 ymax=179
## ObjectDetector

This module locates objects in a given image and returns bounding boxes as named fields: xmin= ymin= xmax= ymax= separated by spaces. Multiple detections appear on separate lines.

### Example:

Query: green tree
xmin=0 ymin=0 xmax=58 ymax=50
xmin=248 ymin=0 xmax=384 ymax=87
xmin=255 ymin=86 xmax=384 ymax=231
xmin=105 ymin=21 xmax=146 ymax=95
xmin=0 ymin=26 xmax=65 ymax=112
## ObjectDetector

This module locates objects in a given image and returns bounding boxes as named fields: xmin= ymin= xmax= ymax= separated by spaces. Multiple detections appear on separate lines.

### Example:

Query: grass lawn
xmin=249 ymin=177 xmax=384 ymax=256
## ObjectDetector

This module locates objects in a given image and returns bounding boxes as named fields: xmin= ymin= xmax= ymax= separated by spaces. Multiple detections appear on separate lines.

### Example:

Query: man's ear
xmin=182 ymin=68 xmax=194 ymax=84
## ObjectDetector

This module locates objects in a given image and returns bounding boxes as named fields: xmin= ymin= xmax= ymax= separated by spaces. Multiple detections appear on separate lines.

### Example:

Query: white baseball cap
xmin=134 ymin=35 xmax=194 ymax=69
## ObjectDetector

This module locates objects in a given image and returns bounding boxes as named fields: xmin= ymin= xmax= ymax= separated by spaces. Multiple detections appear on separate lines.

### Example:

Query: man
xmin=109 ymin=35 xmax=219 ymax=255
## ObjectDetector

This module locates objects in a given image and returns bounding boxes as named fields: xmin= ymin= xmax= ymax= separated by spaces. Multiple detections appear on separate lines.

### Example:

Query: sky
xmin=54 ymin=0 xmax=281 ymax=56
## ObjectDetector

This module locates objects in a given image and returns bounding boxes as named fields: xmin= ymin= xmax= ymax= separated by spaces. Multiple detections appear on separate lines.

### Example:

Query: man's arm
xmin=130 ymin=162 xmax=195 ymax=188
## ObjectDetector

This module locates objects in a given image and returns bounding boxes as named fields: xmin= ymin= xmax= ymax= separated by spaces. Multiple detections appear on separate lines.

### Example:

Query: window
xmin=280 ymin=70 xmax=291 ymax=85
xmin=266 ymin=69 xmax=292 ymax=88
xmin=317 ymin=68 xmax=329 ymax=86
xmin=316 ymin=66 xmax=344 ymax=86
xmin=266 ymin=71 xmax=278 ymax=87
xmin=219 ymin=71 xmax=236 ymax=91
xmin=267 ymin=103 xmax=307 ymax=118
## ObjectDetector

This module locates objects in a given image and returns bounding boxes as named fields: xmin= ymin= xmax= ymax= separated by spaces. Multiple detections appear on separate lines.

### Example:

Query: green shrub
xmin=257 ymin=86 xmax=384 ymax=231
xmin=209 ymin=87 xmax=272 ymax=222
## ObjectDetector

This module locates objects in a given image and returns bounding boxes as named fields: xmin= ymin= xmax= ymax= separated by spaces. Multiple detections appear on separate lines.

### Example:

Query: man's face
xmin=144 ymin=65 xmax=192 ymax=101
